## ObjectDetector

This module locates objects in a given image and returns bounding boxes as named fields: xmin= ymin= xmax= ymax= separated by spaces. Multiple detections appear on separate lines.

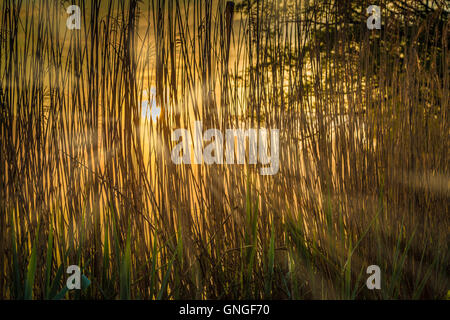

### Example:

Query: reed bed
xmin=0 ymin=0 xmax=448 ymax=299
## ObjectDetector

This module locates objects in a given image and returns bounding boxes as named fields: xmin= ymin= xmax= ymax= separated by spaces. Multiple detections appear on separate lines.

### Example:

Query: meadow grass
xmin=0 ymin=0 xmax=448 ymax=299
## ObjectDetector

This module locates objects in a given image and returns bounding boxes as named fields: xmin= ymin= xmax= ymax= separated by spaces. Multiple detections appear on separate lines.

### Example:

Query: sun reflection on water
xmin=141 ymin=88 xmax=161 ymax=123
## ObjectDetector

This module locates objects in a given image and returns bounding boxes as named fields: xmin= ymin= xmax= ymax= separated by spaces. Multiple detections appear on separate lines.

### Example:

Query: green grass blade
xmin=24 ymin=220 xmax=40 ymax=300
xmin=24 ymin=240 xmax=37 ymax=299
xmin=265 ymin=224 xmax=275 ymax=298
xmin=48 ymin=264 xmax=65 ymax=299
xmin=10 ymin=210 xmax=22 ymax=299
xmin=119 ymin=223 xmax=131 ymax=300
xmin=157 ymin=236 xmax=180 ymax=300
xmin=45 ymin=225 xmax=54 ymax=299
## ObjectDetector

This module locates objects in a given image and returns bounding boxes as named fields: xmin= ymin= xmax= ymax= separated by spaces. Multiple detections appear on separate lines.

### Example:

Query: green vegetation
xmin=0 ymin=0 xmax=448 ymax=299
